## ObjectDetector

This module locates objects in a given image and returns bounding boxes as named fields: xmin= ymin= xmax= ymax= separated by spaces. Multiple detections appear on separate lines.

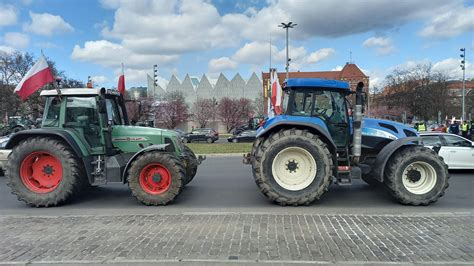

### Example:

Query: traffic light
xmin=460 ymin=48 xmax=465 ymax=70
xmin=153 ymin=64 xmax=158 ymax=86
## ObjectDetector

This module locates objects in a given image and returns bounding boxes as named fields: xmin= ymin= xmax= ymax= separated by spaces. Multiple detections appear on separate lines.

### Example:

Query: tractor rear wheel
xmin=252 ymin=128 xmax=333 ymax=206
xmin=6 ymin=137 xmax=82 ymax=207
xmin=128 ymin=152 xmax=185 ymax=205
xmin=183 ymin=145 xmax=198 ymax=184
xmin=384 ymin=146 xmax=449 ymax=205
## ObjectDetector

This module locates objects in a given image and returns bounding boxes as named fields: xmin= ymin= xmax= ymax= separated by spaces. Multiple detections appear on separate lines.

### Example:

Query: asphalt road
xmin=0 ymin=156 xmax=472 ymax=216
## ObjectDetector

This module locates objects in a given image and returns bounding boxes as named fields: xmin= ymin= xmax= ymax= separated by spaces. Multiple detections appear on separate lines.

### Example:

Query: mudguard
xmin=121 ymin=144 xmax=169 ymax=182
xmin=371 ymin=136 xmax=423 ymax=182
xmin=257 ymin=117 xmax=336 ymax=154
xmin=5 ymin=129 xmax=85 ymax=157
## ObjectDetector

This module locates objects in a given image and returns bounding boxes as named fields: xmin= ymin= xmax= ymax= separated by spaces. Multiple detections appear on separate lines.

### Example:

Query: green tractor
xmin=5 ymin=88 xmax=204 ymax=207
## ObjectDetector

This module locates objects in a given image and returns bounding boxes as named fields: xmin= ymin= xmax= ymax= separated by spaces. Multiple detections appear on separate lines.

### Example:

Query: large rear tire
xmin=6 ymin=137 xmax=82 ymax=207
xmin=252 ymin=128 xmax=333 ymax=206
xmin=384 ymin=146 xmax=449 ymax=205
xmin=183 ymin=145 xmax=198 ymax=185
xmin=128 ymin=152 xmax=185 ymax=205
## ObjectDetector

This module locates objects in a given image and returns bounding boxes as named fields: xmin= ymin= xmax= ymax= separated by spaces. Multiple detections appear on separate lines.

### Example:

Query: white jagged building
xmin=147 ymin=72 xmax=262 ymax=132
xmin=148 ymin=72 xmax=262 ymax=105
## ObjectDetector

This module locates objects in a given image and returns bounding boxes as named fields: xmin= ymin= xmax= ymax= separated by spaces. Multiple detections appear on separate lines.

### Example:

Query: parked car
xmin=0 ymin=135 xmax=10 ymax=176
xmin=183 ymin=128 xmax=219 ymax=143
xmin=420 ymin=132 xmax=474 ymax=169
xmin=228 ymin=130 xmax=257 ymax=143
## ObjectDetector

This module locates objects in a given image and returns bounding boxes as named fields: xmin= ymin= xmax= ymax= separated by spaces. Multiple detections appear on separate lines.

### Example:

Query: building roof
xmin=286 ymin=78 xmax=350 ymax=90
xmin=262 ymin=63 xmax=368 ymax=82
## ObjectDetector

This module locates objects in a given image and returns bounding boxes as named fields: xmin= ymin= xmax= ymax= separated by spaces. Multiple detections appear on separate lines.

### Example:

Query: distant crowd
xmin=414 ymin=121 xmax=472 ymax=140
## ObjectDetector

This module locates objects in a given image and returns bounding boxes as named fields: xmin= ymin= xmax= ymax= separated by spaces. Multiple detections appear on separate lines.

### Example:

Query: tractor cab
xmin=41 ymin=88 xmax=129 ymax=155
xmin=282 ymin=79 xmax=353 ymax=148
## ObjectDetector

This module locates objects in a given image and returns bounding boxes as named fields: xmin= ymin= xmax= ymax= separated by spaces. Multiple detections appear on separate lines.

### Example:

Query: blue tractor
xmin=244 ymin=78 xmax=449 ymax=206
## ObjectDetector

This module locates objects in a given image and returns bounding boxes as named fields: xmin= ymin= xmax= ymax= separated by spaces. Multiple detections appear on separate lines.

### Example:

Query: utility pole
xmin=460 ymin=48 xmax=466 ymax=121
xmin=278 ymin=22 xmax=297 ymax=81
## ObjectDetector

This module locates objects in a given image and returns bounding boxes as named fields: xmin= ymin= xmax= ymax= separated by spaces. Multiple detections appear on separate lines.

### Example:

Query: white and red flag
xmin=267 ymin=76 xmax=274 ymax=118
xmin=271 ymin=70 xmax=283 ymax=115
xmin=14 ymin=55 xmax=54 ymax=101
xmin=118 ymin=63 xmax=125 ymax=94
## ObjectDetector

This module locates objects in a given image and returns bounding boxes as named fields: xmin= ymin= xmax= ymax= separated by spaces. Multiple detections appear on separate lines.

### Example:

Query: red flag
xmin=118 ymin=63 xmax=125 ymax=94
xmin=14 ymin=55 xmax=54 ymax=101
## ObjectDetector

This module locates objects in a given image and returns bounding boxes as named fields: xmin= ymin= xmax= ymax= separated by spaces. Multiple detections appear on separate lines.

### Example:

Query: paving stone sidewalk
xmin=0 ymin=213 xmax=473 ymax=264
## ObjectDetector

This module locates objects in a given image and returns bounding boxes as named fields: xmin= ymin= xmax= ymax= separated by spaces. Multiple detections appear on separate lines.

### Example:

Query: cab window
xmin=106 ymin=98 xmax=124 ymax=125
xmin=65 ymin=97 xmax=101 ymax=148
xmin=43 ymin=97 xmax=61 ymax=127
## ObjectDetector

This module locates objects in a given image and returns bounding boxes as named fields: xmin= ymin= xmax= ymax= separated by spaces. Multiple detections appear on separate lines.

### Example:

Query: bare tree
xmin=218 ymin=97 xmax=254 ymax=132
xmin=193 ymin=99 xmax=214 ymax=128
xmin=155 ymin=91 xmax=188 ymax=129
xmin=253 ymin=92 xmax=265 ymax=117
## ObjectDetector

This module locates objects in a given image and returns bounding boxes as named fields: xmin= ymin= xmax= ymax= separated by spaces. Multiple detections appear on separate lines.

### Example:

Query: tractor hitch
xmin=242 ymin=153 xmax=252 ymax=165
xmin=197 ymin=155 xmax=206 ymax=165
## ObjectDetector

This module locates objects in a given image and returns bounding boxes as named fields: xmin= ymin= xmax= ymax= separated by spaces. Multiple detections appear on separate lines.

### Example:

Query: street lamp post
xmin=460 ymin=48 xmax=466 ymax=121
xmin=278 ymin=22 xmax=297 ymax=81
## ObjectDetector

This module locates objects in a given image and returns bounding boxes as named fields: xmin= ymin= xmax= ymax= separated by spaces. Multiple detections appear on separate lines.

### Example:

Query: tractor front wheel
xmin=6 ymin=137 xmax=83 ymax=207
xmin=252 ymin=128 xmax=333 ymax=206
xmin=128 ymin=152 xmax=185 ymax=205
xmin=384 ymin=146 xmax=449 ymax=205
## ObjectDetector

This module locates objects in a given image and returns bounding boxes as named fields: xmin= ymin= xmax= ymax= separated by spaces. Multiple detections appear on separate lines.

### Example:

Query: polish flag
xmin=271 ymin=71 xmax=283 ymax=115
xmin=118 ymin=63 xmax=125 ymax=94
xmin=14 ymin=55 xmax=54 ymax=101
xmin=267 ymin=72 xmax=274 ymax=118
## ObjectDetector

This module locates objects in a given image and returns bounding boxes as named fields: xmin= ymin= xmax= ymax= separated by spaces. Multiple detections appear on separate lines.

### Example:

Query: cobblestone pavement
xmin=0 ymin=213 xmax=473 ymax=265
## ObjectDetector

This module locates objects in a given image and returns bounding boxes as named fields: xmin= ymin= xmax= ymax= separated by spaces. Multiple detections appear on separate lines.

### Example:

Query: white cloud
xmin=208 ymin=57 xmax=238 ymax=73
xmin=209 ymin=41 xmax=335 ymax=73
xmin=307 ymin=48 xmax=335 ymax=64
xmin=3 ymin=32 xmax=30 ymax=49
xmin=0 ymin=5 xmax=17 ymax=27
xmin=363 ymin=37 xmax=395 ymax=56
xmin=420 ymin=7 xmax=474 ymax=38
xmin=24 ymin=12 xmax=74 ymax=36
xmin=432 ymin=58 xmax=474 ymax=79
xmin=91 ymin=75 xmax=108 ymax=84
xmin=0 ymin=46 xmax=15 ymax=54
xmin=232 ymin=42 xmax=276 ymax=65
xmin=71 ymin=40 xmax=178 ymax=69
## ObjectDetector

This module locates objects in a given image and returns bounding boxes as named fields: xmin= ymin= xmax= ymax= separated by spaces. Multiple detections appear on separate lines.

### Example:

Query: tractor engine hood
xmin=362 ymin=118 xmax=418 ymax=140
xmin=111 ymin=125 xmax=180 ymax=153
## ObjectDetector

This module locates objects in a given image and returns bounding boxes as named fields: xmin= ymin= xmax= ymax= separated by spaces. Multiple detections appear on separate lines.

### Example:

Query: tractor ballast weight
xmin=5 ymin=87 xmax=204 ymax=207
xmin=246 ymin=78 xmax=449 ymax=206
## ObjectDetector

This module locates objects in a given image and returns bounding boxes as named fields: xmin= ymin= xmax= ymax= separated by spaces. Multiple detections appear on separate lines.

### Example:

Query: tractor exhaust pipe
xmin=352 ymin=82 xmax=365 ymax=164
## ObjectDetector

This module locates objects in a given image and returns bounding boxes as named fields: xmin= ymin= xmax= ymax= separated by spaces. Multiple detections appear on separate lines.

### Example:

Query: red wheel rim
xmin=139 ymin=163 xmax=171 ymax=194
xmin=20 ymin=151 xmax=63 ymax=193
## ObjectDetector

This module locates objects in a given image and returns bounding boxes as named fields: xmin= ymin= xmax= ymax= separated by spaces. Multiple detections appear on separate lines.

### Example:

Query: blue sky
xmin=0 ymin=0 xmax=473 ymax=90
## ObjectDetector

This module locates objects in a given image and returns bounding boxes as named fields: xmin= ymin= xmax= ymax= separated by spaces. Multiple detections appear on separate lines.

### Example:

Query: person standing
xmin=418 ymin=122 xmax=426 ymax=132
xmin=461 ymin=121 xmax=470 ymax=138
xmin=449 ymin=122 xmax=460 ymax=135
